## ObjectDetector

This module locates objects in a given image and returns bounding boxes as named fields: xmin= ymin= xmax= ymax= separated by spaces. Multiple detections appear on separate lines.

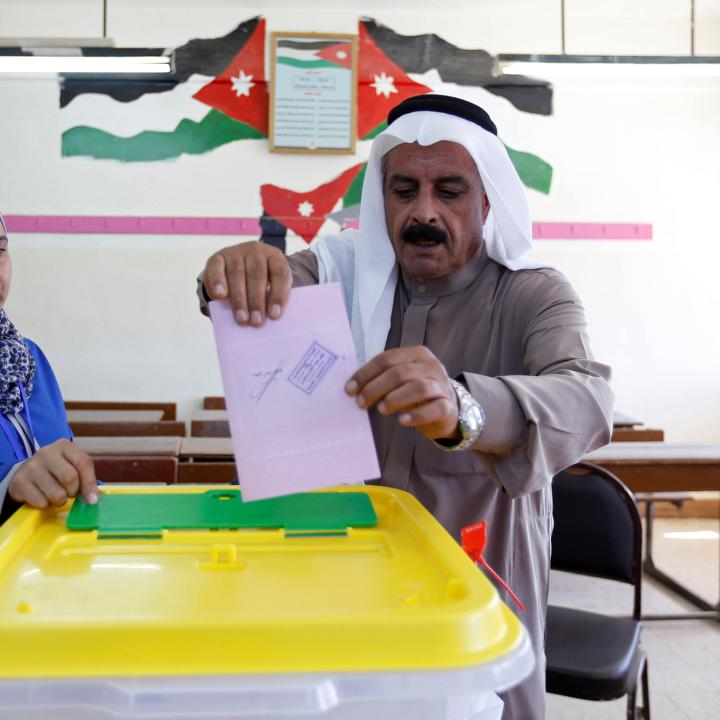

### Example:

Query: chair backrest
xmin=551 ymin=462 xmax=643 ymax=618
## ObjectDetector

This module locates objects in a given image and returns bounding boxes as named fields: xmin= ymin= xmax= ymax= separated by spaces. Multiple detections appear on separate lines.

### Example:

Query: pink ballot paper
xmin=209 ymin=283 xmax=380 ymax=500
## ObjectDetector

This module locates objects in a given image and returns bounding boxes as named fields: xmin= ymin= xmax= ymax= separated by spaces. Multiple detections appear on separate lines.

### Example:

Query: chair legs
xmin=626 ymin=656 xmax=651 ymax=720
xmin=641 ymin=659 xmax=651 ymax=720
xmin=626 ymin=686 xmax=637 ymax=720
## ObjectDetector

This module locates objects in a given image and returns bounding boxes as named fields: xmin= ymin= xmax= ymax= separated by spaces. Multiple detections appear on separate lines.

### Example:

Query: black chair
xmin=546 ymin=462 xmax=650 ymax=720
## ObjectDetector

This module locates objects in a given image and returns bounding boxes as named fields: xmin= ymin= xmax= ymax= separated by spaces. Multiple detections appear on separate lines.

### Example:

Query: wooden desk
xmin=70 ymin=420 xmax=186 ymax=437
xmin=65 ymin=400 xmax=176 ymax=420
xmin=583 ymin=442 xmax=720 ymax=492
xmin=72 ymin=436 xmax=181 ymax=484
xmin=610 ymin=427 xmax=665 ymax=442
xmin=67 ymin=409 xmax=165 ymax=423
xmin=203 ymin=396 xmax=226 ymax=410
xmin=76 ymin=436 xmax=182 ymax=456
xmin=94 ymin=457 xmax=178 ymax=484
xmin=180 ymin=437 xmax=233 ymax=460
xmin=583 ymin=442 xmax=720 ymax=621
xmin=178 ymin=437 xmax=234 ymax=484
xmin=612 ymin=411 xmax=643 ymax=428
xmin=177 ymin=462 xmax=236 ymax=484
xmin=190 ymin=410 xmax=230 ymax=438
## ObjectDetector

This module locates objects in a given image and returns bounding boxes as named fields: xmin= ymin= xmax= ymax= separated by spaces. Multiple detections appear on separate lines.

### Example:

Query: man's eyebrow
xmin=436 ymin=175 xmax=470 ymax=186
xmin=386 ymin=174 xmax=418 ymax=185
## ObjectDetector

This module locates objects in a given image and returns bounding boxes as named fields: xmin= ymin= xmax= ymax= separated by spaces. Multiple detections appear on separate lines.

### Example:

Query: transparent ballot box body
xmin=0 ymin=485 xmax=533 ymax=719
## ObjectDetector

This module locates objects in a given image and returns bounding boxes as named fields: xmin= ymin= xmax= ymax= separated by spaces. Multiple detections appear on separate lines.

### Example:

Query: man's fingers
xmin=62 ymin=444 xmax=99 ymax=505
xmin=266 ymin=254 xmax=293 ymax=320
xmin=245 ymin=254 xmax=269 ymax=326
xmin=204 ymin=253 xmax=228 ymax=299
xmin=346 ymin=347 xmax=436 ymax=396
xmin=398 ymin=397 xmax=458 ymax=436
xmin=225 ymin=255 xmax=249 ymax=324
xmin=356 ymin=362 xmax=442 ymax=410
xmin=377 ymin=378 xmax=448 ymax=415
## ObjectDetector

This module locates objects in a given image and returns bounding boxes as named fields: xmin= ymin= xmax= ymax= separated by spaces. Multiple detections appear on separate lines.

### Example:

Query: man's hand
xmin=345 ymin=347 xmax=460 ymax=441
xmin=203 ymin=241 xmax=293 ymax=326
xmin=8 ymin=440 xmax=99 ymax=509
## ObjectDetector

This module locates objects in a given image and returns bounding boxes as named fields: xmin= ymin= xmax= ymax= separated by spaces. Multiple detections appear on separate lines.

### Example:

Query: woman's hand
xmin=8 ymin=439 xmax=99 ymax=509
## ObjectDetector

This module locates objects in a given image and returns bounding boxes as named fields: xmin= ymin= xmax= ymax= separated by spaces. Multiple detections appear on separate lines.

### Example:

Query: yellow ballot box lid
xmin=0 ymin=485 xmax=531 ymax=681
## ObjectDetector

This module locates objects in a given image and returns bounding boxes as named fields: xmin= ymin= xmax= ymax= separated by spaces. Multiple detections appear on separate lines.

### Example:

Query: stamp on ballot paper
xmin=288 ymin=341 xmax=338 ymax=395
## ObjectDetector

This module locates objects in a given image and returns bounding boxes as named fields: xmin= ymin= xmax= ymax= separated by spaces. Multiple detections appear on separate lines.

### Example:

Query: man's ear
xmin=482 ymin=193 xmax=491 ymax=222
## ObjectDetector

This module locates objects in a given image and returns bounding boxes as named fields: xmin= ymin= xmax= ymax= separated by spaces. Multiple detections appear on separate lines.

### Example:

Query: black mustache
xmin=402 ymin=223 xmax=448 ymax=245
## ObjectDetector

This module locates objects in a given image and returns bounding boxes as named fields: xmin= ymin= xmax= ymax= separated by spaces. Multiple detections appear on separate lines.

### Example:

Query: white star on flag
xmin=370 ymin=72 xmax=398 ymax=99
xmin=230 ymin=70 xmax=255 ymax=97
xmin=297 ymin=201 xmax=315 ymax=218
xmin=336 ymin=50 xmax=347 ymax=59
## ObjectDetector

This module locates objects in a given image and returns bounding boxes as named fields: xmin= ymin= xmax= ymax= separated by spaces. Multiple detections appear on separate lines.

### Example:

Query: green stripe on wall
xmin=504 ymin=145 xmax=553 ymax=195
xmin=342 ymin=164 xmax=367 ymax=208
xmin=276 ymin=57 xmax=341 ymax=69
xmin=61 ymin=109 xmax=264 ymax=162
xmin=360 ymin=120 xmax=387 ymax=141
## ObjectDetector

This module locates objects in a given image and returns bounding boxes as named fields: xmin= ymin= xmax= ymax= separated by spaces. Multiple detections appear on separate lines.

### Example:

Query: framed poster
xmin=269 ymin=32 xmax=357 ymax=154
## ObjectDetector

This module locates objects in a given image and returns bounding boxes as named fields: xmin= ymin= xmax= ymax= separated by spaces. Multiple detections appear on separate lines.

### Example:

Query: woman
xmin=0 ymin=213 xmax=98 ymax=521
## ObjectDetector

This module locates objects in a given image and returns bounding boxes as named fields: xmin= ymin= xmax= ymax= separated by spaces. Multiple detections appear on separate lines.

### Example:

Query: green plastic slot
xmin=67 ymin=490 xmax=378 ymax=534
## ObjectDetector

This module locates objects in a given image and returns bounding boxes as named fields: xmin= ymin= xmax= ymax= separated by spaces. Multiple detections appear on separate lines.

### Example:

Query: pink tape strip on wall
xmin=3 ymin=215 xmax=653 ymax=241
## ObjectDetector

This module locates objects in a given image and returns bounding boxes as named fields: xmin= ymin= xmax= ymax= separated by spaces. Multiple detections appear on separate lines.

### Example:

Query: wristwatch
xmin=436 ymin=380 xmax=486 ymax=452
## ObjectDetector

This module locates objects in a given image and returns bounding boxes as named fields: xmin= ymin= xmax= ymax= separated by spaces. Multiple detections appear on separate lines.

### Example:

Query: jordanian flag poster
xmin=272 ymin=35 xmax=355 ymax=151
xmin=60 ymin=17 xmax=268 ymax=162
xmin=58 ymin=15 xmax=554 ymax=249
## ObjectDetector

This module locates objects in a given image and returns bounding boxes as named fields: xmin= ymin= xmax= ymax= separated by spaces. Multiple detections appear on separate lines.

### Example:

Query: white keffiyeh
xmin=311 ymin=107 xmax=548 ymax=364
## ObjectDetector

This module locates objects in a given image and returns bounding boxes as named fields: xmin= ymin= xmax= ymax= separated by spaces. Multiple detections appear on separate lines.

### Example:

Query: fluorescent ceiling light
xmin=502 ymin=61 xmax=720 ymax=77
xmin=498 ymin=55 xmax=720 ymax=78
xmin=0 ymin=55 xmax=170 ymax=74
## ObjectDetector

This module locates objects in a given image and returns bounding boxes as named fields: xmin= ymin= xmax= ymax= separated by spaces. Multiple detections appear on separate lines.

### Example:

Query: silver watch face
xmin=464 ymin=404 xmax=484 ymax=433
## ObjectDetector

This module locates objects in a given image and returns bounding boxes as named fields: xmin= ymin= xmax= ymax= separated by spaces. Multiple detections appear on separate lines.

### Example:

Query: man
xmin=199 ymin=94 xmax=613 ymax=719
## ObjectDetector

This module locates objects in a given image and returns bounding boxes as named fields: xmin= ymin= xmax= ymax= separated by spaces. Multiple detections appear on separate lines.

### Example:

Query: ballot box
xmin=0 ymin=485 xmax=532 ymax=720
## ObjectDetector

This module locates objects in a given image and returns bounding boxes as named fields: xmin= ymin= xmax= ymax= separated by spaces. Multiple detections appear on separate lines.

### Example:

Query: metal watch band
xmin=434 ymin=380 xmax=486 ymax=452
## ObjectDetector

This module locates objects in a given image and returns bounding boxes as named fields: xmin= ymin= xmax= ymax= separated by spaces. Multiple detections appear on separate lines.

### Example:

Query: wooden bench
xmin=93 ymin=457 xmax=178 ymax=484
xmin=178 ymin=437 xmax=234 ymax=484
xmin=75 ymin=436 xmax=182 ymax=485
xmin=190 ymin=410 xmax=230 ymax=438
xmin=203 ymin=396 xmax=226 ymax=410
xmin=65 ymin=400 xmax=176 ymax=421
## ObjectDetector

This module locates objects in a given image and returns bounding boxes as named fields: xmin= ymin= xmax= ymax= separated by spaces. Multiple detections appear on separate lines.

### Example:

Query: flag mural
xmin=357 ymin=19 xmax=553 ymax=194
xmin=356 ymin=22 xmax=432 ymax=139
xmin=58 ymin=15 xmax=555 ymax=248
xmin=260 ymin=163 xmax=365 ymax=249
xmin=60 ymin=17 xmax=268 ymax=161
xmin=261 ymin=19 xmax=555 ymax=244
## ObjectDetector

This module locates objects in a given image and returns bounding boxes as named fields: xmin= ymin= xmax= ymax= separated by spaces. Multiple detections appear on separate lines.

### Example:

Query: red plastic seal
xmin=462 ymin=521 xmax=525 ymax=612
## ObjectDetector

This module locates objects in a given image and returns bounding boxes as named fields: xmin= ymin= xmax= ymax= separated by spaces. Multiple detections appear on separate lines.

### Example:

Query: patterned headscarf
xmin=0 ymin=214 xmax=35 ymax=415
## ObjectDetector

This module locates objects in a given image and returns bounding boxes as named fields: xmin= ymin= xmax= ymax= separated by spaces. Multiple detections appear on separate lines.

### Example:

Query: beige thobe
xmin=286 ymin=246 xmax=614 ymax=720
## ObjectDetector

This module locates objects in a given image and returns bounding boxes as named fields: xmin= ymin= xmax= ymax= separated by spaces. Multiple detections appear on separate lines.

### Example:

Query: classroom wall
xmin=1 ymin=1 xmax=719 ymax=441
